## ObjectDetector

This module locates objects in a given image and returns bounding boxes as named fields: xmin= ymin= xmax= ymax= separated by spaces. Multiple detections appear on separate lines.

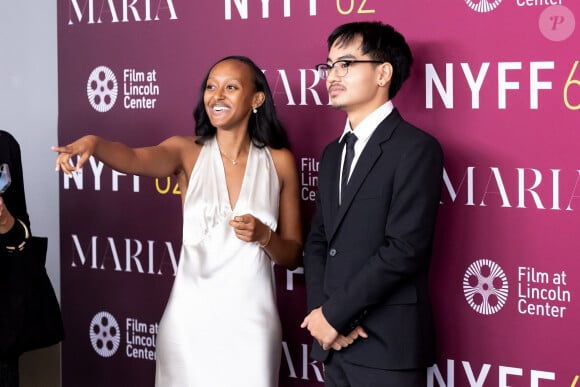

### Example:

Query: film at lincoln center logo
xmin=89 ymin=311 xmax=121 ymax=357
xmin=463 ymin=259 xmax=509 ymax=315
xmin=465 ymin=0 xmax=503 ymax=13
xmin=87 ymin=66 xmax=118 ymax=113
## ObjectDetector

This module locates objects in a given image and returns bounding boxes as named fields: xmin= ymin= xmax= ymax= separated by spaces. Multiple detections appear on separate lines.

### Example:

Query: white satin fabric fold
xmin=155 ymin=137 xmax=281 ymax=387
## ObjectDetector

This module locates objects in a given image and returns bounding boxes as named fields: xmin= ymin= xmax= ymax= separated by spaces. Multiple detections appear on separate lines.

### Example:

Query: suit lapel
xmin=328 ymin=109 xmax=402 ymax=241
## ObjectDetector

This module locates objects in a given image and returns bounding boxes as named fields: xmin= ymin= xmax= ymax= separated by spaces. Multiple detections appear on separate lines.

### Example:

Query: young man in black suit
xmin=301 ymin=21 xmax=443 ymax=386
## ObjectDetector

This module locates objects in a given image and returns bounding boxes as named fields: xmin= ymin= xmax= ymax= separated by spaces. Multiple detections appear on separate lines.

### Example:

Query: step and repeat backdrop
xmin=57 ymin=1 xmax=579 ymax=386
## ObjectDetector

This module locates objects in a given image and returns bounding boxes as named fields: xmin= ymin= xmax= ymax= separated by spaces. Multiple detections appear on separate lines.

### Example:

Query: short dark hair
xmin=194 ymin=55 xmax=290 ymax=149
xmin=327 ymin=21 xmax=413 ymax=98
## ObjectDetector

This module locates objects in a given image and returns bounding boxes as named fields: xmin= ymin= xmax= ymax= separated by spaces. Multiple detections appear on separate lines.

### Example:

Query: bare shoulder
xmin=160 ymin=135 xmax=200 ymax=150
xmin=268 ymin=147 xmax=298 ymax=184
xmin=160 ymin=135 xmax=201 ymax=158
xmin=161 ymin=135 xmax=203 ymax=177
xmin=268 ymin=147 xmax=296 ymax=167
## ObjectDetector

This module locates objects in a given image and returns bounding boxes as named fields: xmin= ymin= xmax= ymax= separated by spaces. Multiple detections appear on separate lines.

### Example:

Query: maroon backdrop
xmin=58 ymin=1 xmax=580 ymax=386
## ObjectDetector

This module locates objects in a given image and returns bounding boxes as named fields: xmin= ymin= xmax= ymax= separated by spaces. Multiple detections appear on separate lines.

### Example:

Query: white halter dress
xmin=155 ymin=137 xmax=281 ymax=387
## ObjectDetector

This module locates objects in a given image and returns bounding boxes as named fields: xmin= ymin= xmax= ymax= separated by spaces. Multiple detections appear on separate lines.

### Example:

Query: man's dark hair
xmin=328 ymin=21 xmax=413 ymax=99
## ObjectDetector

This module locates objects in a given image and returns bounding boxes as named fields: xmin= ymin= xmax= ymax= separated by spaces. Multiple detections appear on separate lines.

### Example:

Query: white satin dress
xmin=155 ymin=137 xmax=282 ymax=387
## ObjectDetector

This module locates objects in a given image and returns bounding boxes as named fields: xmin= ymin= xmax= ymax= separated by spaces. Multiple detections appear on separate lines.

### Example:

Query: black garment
xmin=304 ymin=110 xmax=442 ymax=370
xmin=0 ymin=131 xmax=64 ymax=364
xmin=0 ymin=131 xmax=30 ymax=250
xmin=0 ymin=131 xmax=27 ymax=385
xmin=324 ymin=350 xmax=426 ymax=387
xmin=0 ymin=358 xmax=18 ymax=387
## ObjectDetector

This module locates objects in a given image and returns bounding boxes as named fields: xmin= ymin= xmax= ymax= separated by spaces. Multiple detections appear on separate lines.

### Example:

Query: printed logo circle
xmin=89 ymin=311 xmax=121 ymax=357
xmin=87 ymin=66 xmax=118 ymax=113
xmin=464 ymin=0 xmax=502 ymax=13
xmin=539 ymin=5 xmax=575 ymax=42
xmin=463 ymin=259 xmax=508 ymax=315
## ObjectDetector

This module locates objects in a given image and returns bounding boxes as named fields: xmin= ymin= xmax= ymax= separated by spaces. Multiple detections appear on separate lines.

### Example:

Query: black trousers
xmin=0 ymin=358 xmax=19 ymax=387
xmin=324 ymin=351 xmax=426 ymax=387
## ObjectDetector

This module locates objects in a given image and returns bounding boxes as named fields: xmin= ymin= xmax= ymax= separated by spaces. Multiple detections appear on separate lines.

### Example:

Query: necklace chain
xmin=220 ymin=151 xmax=238 ymax=165
xmin=217 ymin=140 xmax=249 ymax=166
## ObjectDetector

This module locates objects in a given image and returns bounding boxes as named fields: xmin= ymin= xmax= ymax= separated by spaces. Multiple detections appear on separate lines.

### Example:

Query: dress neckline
xmin=213 ymin=138 xmax=253 ymax=212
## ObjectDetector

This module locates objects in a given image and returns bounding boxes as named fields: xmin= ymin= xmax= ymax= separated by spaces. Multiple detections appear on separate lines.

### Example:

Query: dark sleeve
xmin=303 ymin=146 xmax=332 ymax=312
xmin=303 ymin=190 xmax=328 ymax=312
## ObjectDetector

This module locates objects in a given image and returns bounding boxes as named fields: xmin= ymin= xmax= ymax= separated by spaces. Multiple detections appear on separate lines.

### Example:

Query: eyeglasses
xmin=315 ymin=60 xmax=384 ymax=80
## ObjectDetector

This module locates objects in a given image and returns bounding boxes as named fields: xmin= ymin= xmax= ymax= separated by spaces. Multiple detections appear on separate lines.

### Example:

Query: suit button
xmin=329 ymin=249 xmax=337 ymax=257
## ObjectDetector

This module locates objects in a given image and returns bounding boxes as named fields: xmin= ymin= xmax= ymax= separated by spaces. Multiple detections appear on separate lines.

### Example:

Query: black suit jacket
xmin=304 ymin=109 xmax=443 ymax=369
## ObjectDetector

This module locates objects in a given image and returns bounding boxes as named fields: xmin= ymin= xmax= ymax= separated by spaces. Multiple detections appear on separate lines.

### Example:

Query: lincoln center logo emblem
xmin=464 ymin=0 xmax=503 ymax=13
xmin=89 ymin=311 xmax=121 ymax=357
xmin=463 ymin=259 xmax=509 ymax=315
xmin=87 ymin=66 xmax=118 ymax=113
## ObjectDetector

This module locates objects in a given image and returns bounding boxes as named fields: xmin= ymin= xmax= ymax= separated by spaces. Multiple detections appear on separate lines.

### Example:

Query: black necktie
xmin=340 ymin=132 xmax=358 ymax=201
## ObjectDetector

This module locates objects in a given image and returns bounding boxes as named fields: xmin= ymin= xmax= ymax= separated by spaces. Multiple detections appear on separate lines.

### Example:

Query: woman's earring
xmin=253 ymin=107 xmax=258 ymax=114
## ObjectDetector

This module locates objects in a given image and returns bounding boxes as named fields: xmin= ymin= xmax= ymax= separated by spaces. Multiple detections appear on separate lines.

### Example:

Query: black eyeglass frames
xmin=315 ymin=60 xmax=384 ymax=79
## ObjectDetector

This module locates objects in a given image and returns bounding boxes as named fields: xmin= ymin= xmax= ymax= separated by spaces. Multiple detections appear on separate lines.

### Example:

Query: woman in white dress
xmin=53 ymin=56 xmax=303 ymax=386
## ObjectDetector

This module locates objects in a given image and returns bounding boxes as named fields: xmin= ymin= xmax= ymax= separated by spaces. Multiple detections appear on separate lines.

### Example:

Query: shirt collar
xmin=338 ymin=100 xmax=394 ymax=144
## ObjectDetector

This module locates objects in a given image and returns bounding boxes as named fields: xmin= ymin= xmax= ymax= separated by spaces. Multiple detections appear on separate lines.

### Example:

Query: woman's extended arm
xmin=53 ymin=135 xmax=194 ymax=178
